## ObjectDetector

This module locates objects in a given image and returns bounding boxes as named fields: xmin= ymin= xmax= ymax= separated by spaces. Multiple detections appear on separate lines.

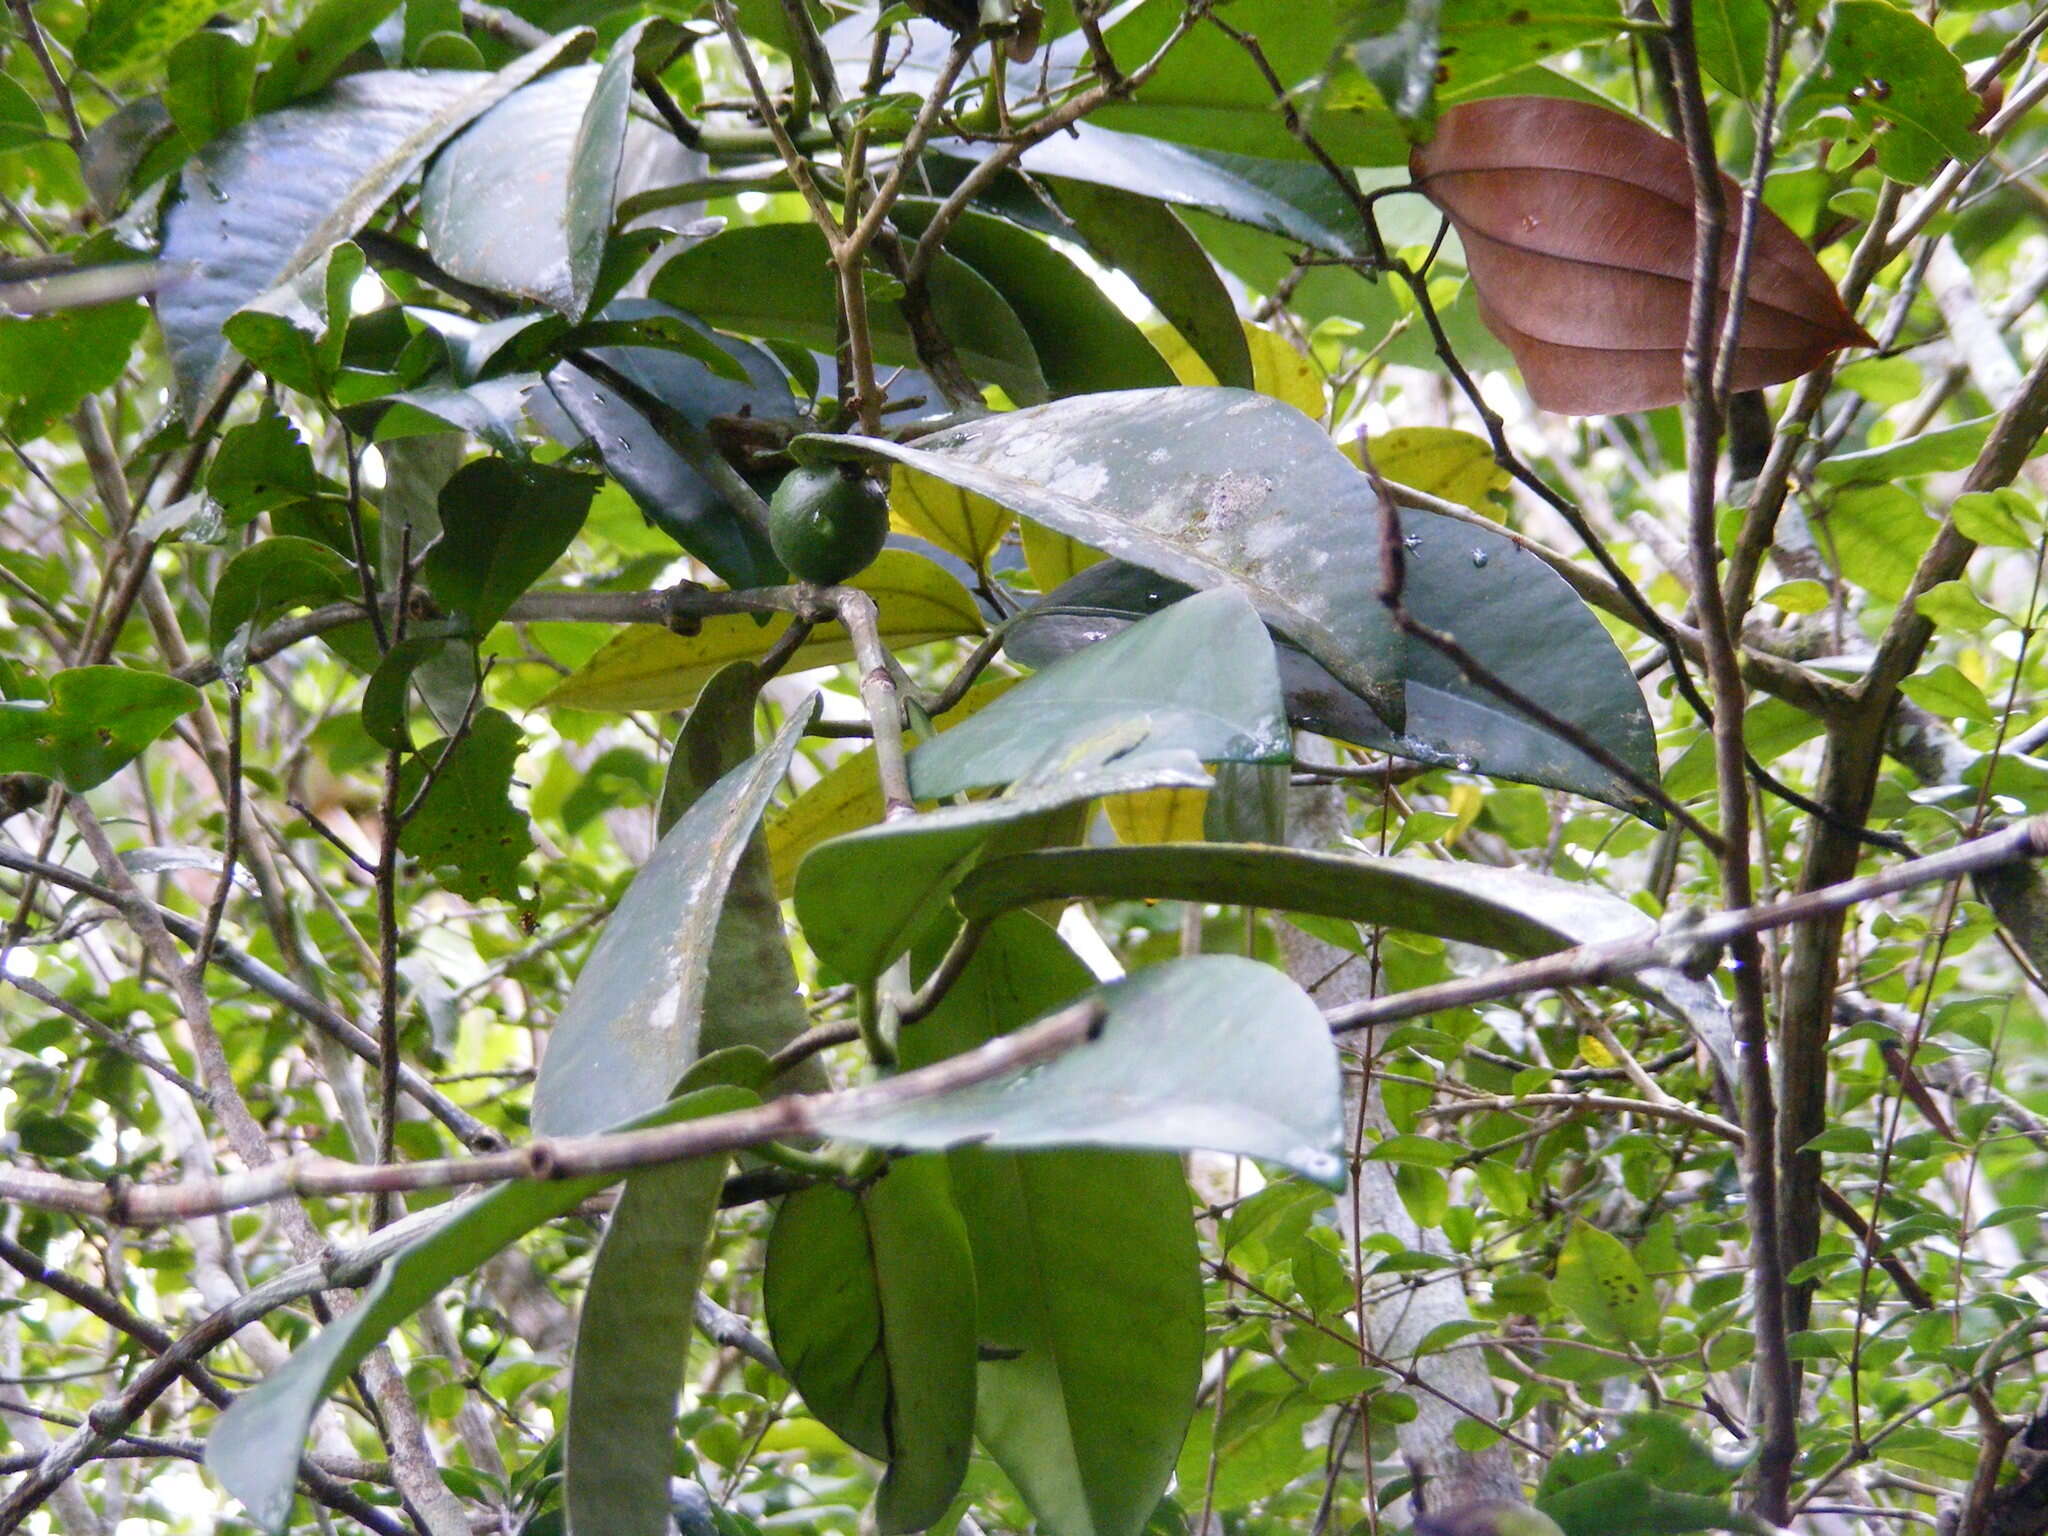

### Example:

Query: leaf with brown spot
xmin=1410 ymin=96 xmax=1875 ymax=413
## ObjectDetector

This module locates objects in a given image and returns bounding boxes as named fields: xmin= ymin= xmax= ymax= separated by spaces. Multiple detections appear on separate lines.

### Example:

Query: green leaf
xmin=159 ymin=36 xmax=591 ymax=420
xmin=530 ymin=694 xmax=817 ymax=1136
xmin=1337 ymin=0 xmax=1443 ymax=128
xmin=1326 ymin=0 xmax=1622 ymax=134
xmin=565 ymin=20 xmax=652 ymax=319
xmin=1049 ymin=179 xmax=1255 ymax=392
xmin=76 ymin=0 xmax=218 ymax=72
xmin=1553 ymin=1222 xmax=1660 ymax=1344
xmin=422 ymin=458 xmax=600 ymax=632
xmin=910 ymin=590 xmax=1291 ymax=799
xmin=1694 ymin=0 xmax=1771 ymax=99
xmin=251 ymin=0 xmax=402 ymax=114
xmin=394 ymin=708 xmax=534 ymax=903
xmin=817 ymin=955 xmax=1345 ymax=1187
xmin=565 ymin=1146 xmax=730 ymax=1536
xmin=650 ymin=222 xmax=1048 ymax=407
xmin=1792 ymin=0 xmax=1984 ymax=184
xmin=1818 ymin=484 xmax=1936 ymax=602
xmin=0 ymin=302 xmax=149 ymax=439
xmin=766 ymin=1157 xmax=978 ymax=1534
xmin=207 ymin=411 xmax=327 ymax=520
xmin=222 ymin=240 xmax=364 ymax=397
xmin=1900 ymin=663 xmax=1994 ymax=723
xmin=164 ymin=27 xmax=258 ymax=147
xmin=658 ymin=663 xmax=819 ymax=1078
xmin=802 ymin=388 xmax=1411 ymax=730
xmin=1095 ymin=0 xmax=1604 ymax=164
xmin=892 ymin=202 xmax=1174 ymax=398
xmin=207 ymin=536 xmax=356 ymax=654
xmin=794 ymin=747 xmax=1213 ymax=985
xmin=0 ymin=668 xmax=200 ymax=790
xmin=535 ymin=300 xmax=790 ymax=588
xmin=899 ymin=915 xmax=1201 ymax=1536
xmin=360 ymin=623 xmax=469 ymax=751
xmin=1952 ymin=489 xmax=2038 ymax=549
xmin=1004 ymin=550 xmax=1661 ymax=817
xmin=0 ymin=75 xmax=44 ymax=152
xmin=421 ymin=64 xmax=693 ymax=315
xmin=764 ymin=677 xmax=1020 ymax=897
xmin=1542 ymin=1472 xmax=1753 ymax=1536
xmin=1817 ymin=415 xmax=1997 ymax=484
xmin=1915 ymin=578 xmax=2002 ymax=633
xmin=544 ymin=550 xmax=983 ymax=712
xmin=941 ymin=120 xmax=1368 ymax=258
xmin=205 ymin=1081 xmax=757 ymax=1535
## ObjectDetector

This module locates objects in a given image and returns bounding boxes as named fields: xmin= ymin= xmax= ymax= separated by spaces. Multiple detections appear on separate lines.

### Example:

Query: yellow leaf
xmin=542 ymin=550 xmax=985 ymax=712
xmin=1445 ymin=782 xmax=1484 ymax=843
xmin=1148 ymin=319 xmax=1328 ymax=422
xmin=1345 ymin=426 xmax=1509 ymax=516
xmin=765 ymin=676 xmax=1019 ymax=896
xmin=1019 ymin=516 xmax=1103 ymax=593
xmin=1103 ymin=786 xmax=1210 ymax=845
xmin=888 ymin=463 xmax=1013 ymax=570
xmin=1578 ymin=1033 xmax=1619 ymax=1068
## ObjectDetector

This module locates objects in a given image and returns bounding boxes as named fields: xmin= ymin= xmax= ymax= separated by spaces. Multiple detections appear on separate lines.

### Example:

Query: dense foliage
xmin=0 ymin=1 xmax=2046 ymax=1535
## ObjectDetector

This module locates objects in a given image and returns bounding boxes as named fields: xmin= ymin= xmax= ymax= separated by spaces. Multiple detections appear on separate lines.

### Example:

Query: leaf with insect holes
xmin=1411 ymin=96 xmax=1874 ymax=413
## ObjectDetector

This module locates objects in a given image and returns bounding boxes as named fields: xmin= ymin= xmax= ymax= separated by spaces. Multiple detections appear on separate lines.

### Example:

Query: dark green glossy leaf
xmin=394 ymin=708 xmax=533 ymax=902
xmin=649 ymin=222 xmax=1048 ymax=406
xmin=818 ymin=955 xmax=1346 ymax=1187
xmin=565 ymin=20 xmax=652 ymax=319
xmin=206 ymin=1081 xmax=757 ymax=1534
xmin=892 ymin=202 xmax=1174 ymax=397
xmin=164 ymin=28 xmax=257 ymax=147
xmin=1337 ymin=0 xmax=1444 ymax=128
xmin=939 ymin=121 xmax=1367 ymax=257
xmin=565 ymin=1147 xmax=730 ymax=1536
xmin=950 ymin=842 xmax=1731 ymax=1072
xmin=0 ymin=668 xmax=200 ymax=790
xmin=534 ymin=299 xmax=790 ymax=590
xmin=422 ymin=458 xmax=600 ymax=632
xmin=420 ymin=61 xmax=694 ymax=315
xmin=901 ymin=915 xmax=1202 ymax=1536
xmin=911 ymin=589 xmax=1290 ymax=799
xmin=1006 ymin=555 xmax=1662 ymax=818
xmin=658 ymin=663 xmax=819 ymax=1080
xmin=800 ymin=389 xmax=1425 ymax=731
xmin=1049 ymin=177 xmax=1255 ymax=391
xmin=159 ymin=38 xmax=589 ymax=420
xmin=207 ymin=536 xmax=355 ymax=653
xmin=360 ymin=622 xmax=468 ymax=751
xmin=765 ymin=1158 xmax=978 ymax=1535
xmin=794 ymin=747 xmax=1212 ymax=985
xmin=530 ymin=694 xmax=818 ymax=1136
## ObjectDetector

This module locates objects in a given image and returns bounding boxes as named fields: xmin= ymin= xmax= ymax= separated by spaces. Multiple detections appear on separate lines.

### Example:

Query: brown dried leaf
xmin=1411 ymin=96 xmax=1876 ymax=414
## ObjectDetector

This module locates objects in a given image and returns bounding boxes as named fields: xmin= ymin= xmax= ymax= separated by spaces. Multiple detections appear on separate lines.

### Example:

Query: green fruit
xmin=768 ymin=465 xmax=890 ymax=585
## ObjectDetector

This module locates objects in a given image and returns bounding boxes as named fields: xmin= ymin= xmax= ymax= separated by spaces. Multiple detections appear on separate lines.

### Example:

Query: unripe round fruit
xmin=768 ymin=465 xmax=890 ymax=585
